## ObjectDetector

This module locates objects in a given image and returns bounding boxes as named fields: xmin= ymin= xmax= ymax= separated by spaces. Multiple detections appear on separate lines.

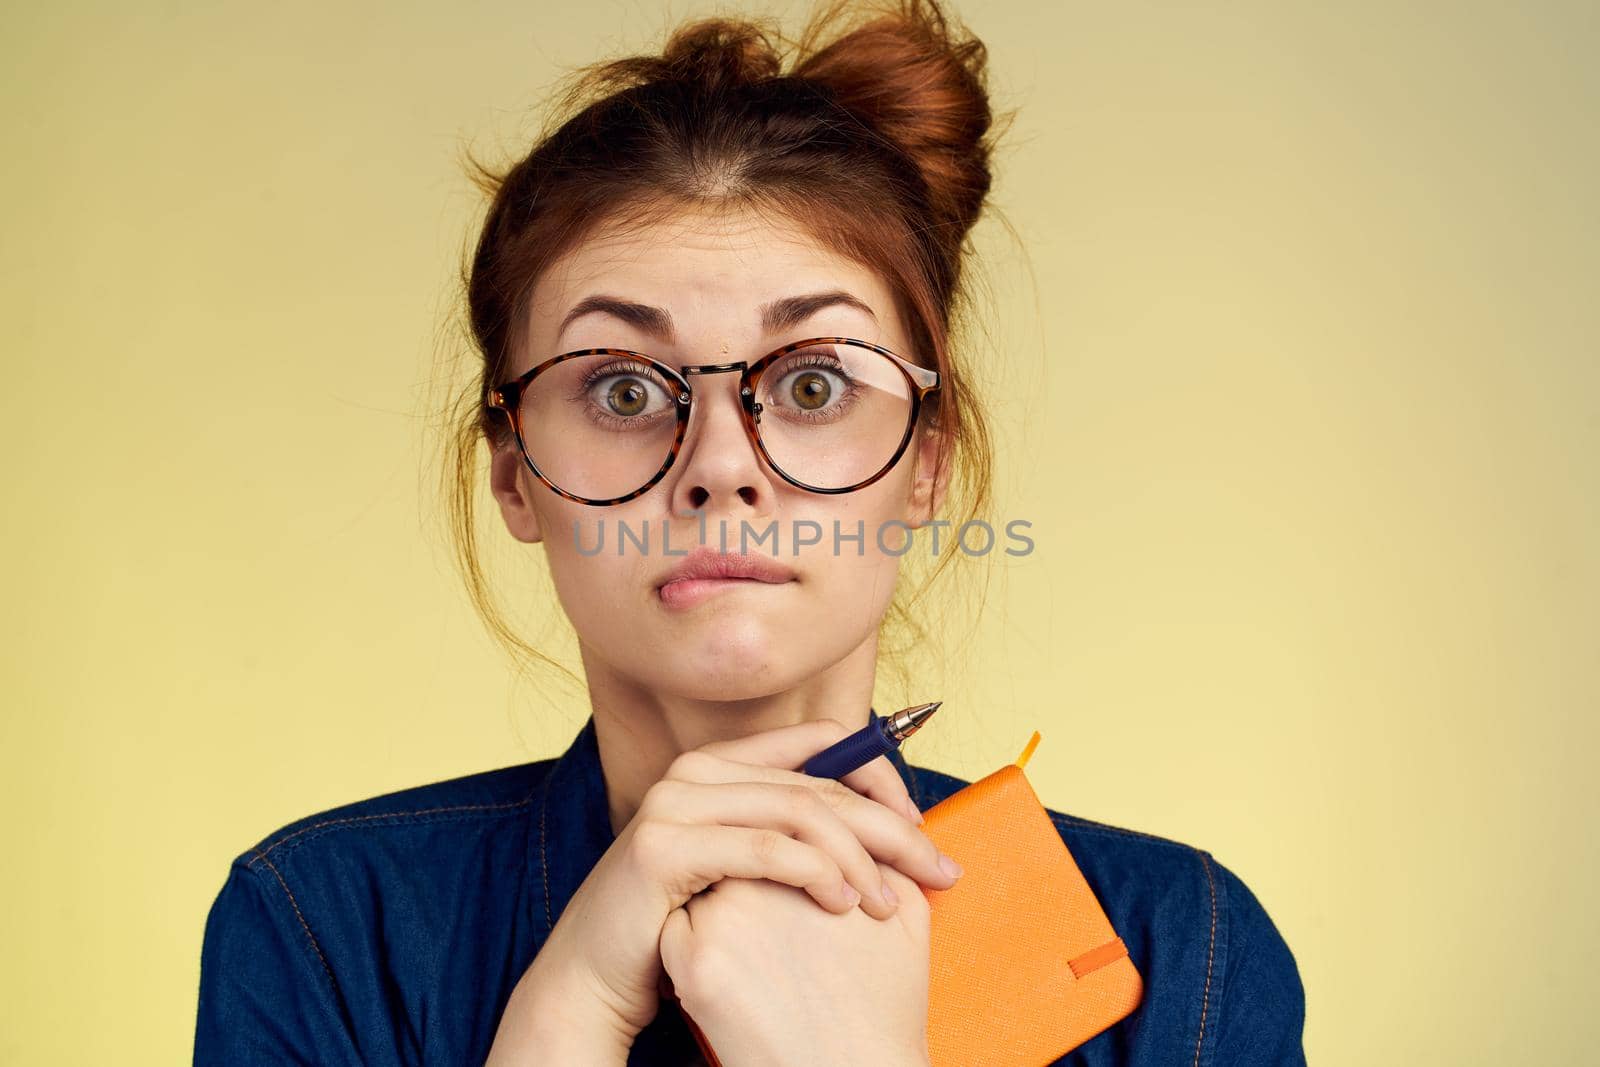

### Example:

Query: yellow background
xmin=4 ymin=1 xmax=1594 ymax=1062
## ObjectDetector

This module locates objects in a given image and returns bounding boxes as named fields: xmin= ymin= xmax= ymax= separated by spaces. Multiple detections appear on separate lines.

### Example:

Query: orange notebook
xmin=678 ymin=732 xmax=1143 ymax=1066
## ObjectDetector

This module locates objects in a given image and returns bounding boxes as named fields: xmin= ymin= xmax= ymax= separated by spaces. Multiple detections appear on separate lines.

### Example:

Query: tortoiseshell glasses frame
xmin=486 ymin=336 xmax=941 ymax=507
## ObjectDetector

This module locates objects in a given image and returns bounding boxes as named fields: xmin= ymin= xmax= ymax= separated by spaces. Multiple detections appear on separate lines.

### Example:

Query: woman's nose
xmin=668 ymin=373 xmax=774 ymax=516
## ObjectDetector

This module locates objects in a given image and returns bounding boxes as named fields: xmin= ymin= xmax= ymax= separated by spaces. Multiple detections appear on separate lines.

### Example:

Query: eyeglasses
xmin=487 ymin=336 xmax=940 ymax=506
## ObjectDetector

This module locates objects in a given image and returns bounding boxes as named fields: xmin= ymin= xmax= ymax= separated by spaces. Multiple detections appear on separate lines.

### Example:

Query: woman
xmin=194 ymin=1 xmax=1306 ymax=1064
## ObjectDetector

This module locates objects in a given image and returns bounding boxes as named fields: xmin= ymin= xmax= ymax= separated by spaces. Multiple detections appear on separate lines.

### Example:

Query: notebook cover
xmin=679 ymin=733 xmax=1142 ymax=1066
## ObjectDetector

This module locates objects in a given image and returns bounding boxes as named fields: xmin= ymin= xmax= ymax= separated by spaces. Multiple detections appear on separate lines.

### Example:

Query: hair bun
xmin=794 ymin=0 xmax=996 ymax=244
xmin=661 ymin=19 xmax=783 ymax=88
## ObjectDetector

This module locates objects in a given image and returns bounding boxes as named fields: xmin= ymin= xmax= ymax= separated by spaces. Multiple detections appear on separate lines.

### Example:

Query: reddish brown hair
xmin=435 ymin=0 xmax=1013 ymax=688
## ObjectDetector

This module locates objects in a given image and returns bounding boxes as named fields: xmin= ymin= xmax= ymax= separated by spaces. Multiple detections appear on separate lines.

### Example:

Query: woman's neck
xmin=581 ymin=640 xmax=881 ymax=837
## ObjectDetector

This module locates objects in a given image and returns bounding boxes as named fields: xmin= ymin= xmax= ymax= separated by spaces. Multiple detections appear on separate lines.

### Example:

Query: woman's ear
xmin=906 ymin=423 xmax=953 ymax=528
xmin=489 ymin=441 xmax=545 ymax=544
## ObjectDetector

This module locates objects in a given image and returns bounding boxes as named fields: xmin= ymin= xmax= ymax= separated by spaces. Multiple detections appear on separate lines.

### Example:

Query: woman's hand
xmin=484 ymin=718 xmax=962 ymax=1064
xmin=660 ymin=863 xmax=933 ymax=1067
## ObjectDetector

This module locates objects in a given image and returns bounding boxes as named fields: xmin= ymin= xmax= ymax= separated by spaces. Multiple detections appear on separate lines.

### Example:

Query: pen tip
xmin=901 ymin=701 xmax=942 ymax=732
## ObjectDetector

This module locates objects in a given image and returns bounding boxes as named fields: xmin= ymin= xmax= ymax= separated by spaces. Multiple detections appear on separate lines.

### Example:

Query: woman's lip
xmin=657 ymin=576 xmax=795 ymax=610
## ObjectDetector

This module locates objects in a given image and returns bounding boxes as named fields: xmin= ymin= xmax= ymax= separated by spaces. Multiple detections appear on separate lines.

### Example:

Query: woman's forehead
xmin=527 ymin=206 xmax=899 ymax=348
xmin=545 ymin=206 xmax=874 ymax=292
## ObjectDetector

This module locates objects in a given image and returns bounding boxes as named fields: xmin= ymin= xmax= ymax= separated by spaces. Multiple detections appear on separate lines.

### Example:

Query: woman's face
xmin=489 ymin=204 xmax=947 ymax=702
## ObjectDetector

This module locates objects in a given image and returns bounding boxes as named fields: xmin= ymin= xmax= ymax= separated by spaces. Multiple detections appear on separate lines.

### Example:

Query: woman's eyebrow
xmin=554 ymin=289 xmax=877 ymax=346
xmin=762 ymin=290 xmax=878 ymax=334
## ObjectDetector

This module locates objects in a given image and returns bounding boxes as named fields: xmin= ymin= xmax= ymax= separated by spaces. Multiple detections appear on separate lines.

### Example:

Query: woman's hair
xmin=433 ymin=0 xmax=1014 ymax=692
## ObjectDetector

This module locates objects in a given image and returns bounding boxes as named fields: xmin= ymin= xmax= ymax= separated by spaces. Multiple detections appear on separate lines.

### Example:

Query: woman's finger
xmin=695 ymin=717 xmax=924 ymax=826
xmin=641 ymin=778 xmax=901 ymax=918
xmin=660 ymin=751 xmax=958 ymax=893
xmin=631 ymin=819 xmax=864 ymax=913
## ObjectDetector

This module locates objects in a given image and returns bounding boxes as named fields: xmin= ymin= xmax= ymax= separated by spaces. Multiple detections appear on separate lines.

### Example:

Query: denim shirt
xmin=195 ymin=716 xmax=1306 ymax=1065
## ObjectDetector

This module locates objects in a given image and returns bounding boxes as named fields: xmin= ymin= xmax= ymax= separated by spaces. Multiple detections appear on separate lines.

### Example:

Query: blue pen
xmin=801 ymin=701 xmax=944 ymax=780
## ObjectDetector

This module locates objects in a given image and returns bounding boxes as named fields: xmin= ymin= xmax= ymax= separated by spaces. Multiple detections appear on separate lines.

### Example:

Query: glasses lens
xmin=753 ymin=342 xmax=916 ymax=490
xmin=517 ymin=353 xmax=680 ymax=501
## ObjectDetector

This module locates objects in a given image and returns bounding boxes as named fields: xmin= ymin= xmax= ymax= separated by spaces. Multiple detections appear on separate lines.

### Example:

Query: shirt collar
xmin=530 ymin=711 xmax=926 ymax=939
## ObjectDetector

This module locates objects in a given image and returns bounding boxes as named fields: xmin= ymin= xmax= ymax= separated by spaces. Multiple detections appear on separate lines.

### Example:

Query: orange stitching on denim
xmin=539 ymin=768 xmax=555 ymax=932
xmin=1054 ymin=812 xmax=1196 ymax=849
xmin=251 ymin=848 xmax=336 ymax=985
xmin=536 ymin=730 xmax=587 ymax=935
xmin=1192 ymin=852 xmax=1218 ymax=1067
xmin=246 ymin=797 xmax=533 ymax=867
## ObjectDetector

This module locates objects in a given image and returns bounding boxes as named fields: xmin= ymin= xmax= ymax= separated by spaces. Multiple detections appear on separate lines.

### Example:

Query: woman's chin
xmin=661 ymin=621 xmax=798 ymax=694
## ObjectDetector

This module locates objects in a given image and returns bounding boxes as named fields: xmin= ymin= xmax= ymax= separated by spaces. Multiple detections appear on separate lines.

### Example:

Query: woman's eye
xmin=600 ymin=376 xmax=650 ymax=416
xmin=585 ymin=370 xmax=671 ymax=419
xmin=771 ymin=362 xmax=851 ymax=413
xmin=786 ymin=369 xmax=835 ymax=410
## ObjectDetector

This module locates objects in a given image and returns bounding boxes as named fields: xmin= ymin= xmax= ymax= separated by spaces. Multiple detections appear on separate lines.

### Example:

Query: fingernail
xmin=904 ymin=799 xmax=925 ymax=825
xmin=939 ymin=854 xmax=964 ymax=880
xmin=842 ymin=883 xmax=861 ymax=906
xmin=881 ymin=881 xmax=900 ymax=907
